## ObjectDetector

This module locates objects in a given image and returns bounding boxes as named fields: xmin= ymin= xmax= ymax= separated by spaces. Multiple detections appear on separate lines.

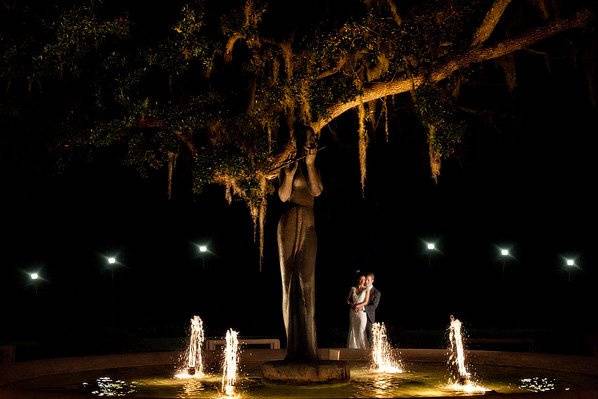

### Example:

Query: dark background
xmin=1 ymin=0 xmax=597 ymax=359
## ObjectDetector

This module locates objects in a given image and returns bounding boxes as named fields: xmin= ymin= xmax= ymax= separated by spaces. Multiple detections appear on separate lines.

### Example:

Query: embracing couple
xmin=347 ymin=272 xmax=381 ymax=349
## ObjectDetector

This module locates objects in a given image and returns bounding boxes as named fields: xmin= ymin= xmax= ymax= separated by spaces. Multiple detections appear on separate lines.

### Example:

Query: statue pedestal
xmin=261 ymin=360 xmax=350 ymax=384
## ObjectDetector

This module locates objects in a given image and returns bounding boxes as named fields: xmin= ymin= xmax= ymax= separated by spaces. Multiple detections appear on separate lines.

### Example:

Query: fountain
xmin=4 ymin=317 xmax=598 ymax=398
xmin=370 ymin=322 xmax=403 ymax=374
xmin=447 ymin=315 xmax=488 ymax=393
xmin=175 ymin=315 xmax=205 ymax=379
xmin=221 ymin=329 xmax=239 ymax=397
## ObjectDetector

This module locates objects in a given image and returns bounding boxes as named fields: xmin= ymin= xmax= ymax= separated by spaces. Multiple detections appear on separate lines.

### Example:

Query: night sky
xmin=1 ymin=0 xmax=597 ymax=359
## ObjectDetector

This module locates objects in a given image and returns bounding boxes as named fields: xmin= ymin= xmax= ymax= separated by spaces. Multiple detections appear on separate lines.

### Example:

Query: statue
xmin=277 ymin=127 xmax=323 ymax=361
xmin=262 ymin=127 xmax=349 ymax=383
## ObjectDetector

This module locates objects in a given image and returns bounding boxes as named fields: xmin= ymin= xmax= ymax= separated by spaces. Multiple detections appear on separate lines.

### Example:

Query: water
xmin=175 ymin=316 xmax=206 ymax=379
xmin=447 ymin=316 xmax=487 ymax=393
xmin=370 ymin=322 xmax=403 ymax=374
xmin=6 ymin=317 xmax=597 ymax=399
xmin=221 ymin=329 xmax=239 ymax=397
xmin=11 ymin=363 xmax=598 ymax=398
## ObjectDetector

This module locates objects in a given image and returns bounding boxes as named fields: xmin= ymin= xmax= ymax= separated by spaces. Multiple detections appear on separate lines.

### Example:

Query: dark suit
xmin=365 ymin=286 xmax=381 ymax=345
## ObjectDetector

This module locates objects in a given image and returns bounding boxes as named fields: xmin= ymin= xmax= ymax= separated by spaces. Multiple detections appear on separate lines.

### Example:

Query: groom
xmin=364 ymin=272 xmax=381 ymax=345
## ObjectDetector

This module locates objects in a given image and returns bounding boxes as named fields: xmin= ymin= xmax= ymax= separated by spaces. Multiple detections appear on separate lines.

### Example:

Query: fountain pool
xmin=2 ymin=349 xmax=598 ymax=399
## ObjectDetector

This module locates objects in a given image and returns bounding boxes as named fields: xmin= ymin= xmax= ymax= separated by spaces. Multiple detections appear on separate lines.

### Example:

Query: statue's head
xmin=296 ymin=125 xmax=317 ymax=155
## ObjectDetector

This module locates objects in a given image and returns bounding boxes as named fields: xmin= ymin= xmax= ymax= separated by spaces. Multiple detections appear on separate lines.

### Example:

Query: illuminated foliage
xmin=1 ymin=0 xmax=592 ymax=258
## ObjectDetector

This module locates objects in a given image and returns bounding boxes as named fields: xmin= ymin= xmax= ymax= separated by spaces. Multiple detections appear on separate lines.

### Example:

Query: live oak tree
xmin=1 ymin=0 xmax=594 ymax=263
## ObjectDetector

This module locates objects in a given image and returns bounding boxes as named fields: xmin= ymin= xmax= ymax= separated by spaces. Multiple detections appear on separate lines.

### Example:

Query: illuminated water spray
xmin=447 ymin=315 xmax=487 ymax=393
xmin=221 ymin=329 xmax=239 ymax=397
xmin=448 ymin=316 xmax=469 ymax=382
xmin=371 ymin=322 xmax=403 ymax=373
xmin=175 ymin=315 xmax=205 ymax=379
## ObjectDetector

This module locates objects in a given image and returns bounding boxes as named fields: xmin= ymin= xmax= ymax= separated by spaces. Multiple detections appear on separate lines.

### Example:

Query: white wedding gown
xmin=347 ymin=287 xmax=368 ymax=349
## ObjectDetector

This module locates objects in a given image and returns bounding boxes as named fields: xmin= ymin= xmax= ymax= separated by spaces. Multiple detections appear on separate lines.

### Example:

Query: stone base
xmin=261 ymin=360 xmax=350 ymax=384
xmin=0 ymin=346 xmax=15 ymax=366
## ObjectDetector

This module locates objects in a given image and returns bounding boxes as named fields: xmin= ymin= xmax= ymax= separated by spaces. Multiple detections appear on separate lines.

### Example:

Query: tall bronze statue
xmin=277 ymin=128 xmax=323 ymax=361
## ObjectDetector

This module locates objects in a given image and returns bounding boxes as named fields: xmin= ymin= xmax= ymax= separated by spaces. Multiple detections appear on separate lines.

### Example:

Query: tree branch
xmin=167 ymin=151 xmax=178 ymax=200
xmin=174 ymin=130 xmax=197 ymax=156
xmin=138 ymin=116 xmax=197 ymax=156
xmin=387 ymin=0 xmax=402 ymax=27
xmin=224 ymin=32 xmax=245 ymax=63
xmin=471 ymin=0 xmax=512 ymax=47
xmin=312 ymin=9 xmax=591 ymax=132
xmin=317 ymin=55 xmax=348 ymax=79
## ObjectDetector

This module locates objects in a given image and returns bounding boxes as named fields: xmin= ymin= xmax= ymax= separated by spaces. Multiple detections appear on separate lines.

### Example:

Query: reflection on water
xmin=134 ymin=374 xmax=219 ymax=397
xmin=354 ymin=372 xmax=442 ymax=398
xmin=84 ymin=376 xmax=138 ymax=397
xmin=445 ymin=382 xmax=489 ymax=394
xmin=181 ymin=379 xmax=207 ymax=397
xmin=371 ymin=373 xmax=394 ymax=392
xmin=519 ymin=377 xmax=561 ymax=392
xmin=21 ymin=364 xmax=597 ymax=398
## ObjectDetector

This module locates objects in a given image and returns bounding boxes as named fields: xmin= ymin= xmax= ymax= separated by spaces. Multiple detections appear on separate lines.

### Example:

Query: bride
xmin=347 ymin=274 xmax=371 ymax=349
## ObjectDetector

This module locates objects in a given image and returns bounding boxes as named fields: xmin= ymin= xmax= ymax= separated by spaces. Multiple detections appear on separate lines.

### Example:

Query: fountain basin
xmin=262 ymin=360 xmax=350 ymax=383
xmin=1 ymin=349 xmax=598 ymax=398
